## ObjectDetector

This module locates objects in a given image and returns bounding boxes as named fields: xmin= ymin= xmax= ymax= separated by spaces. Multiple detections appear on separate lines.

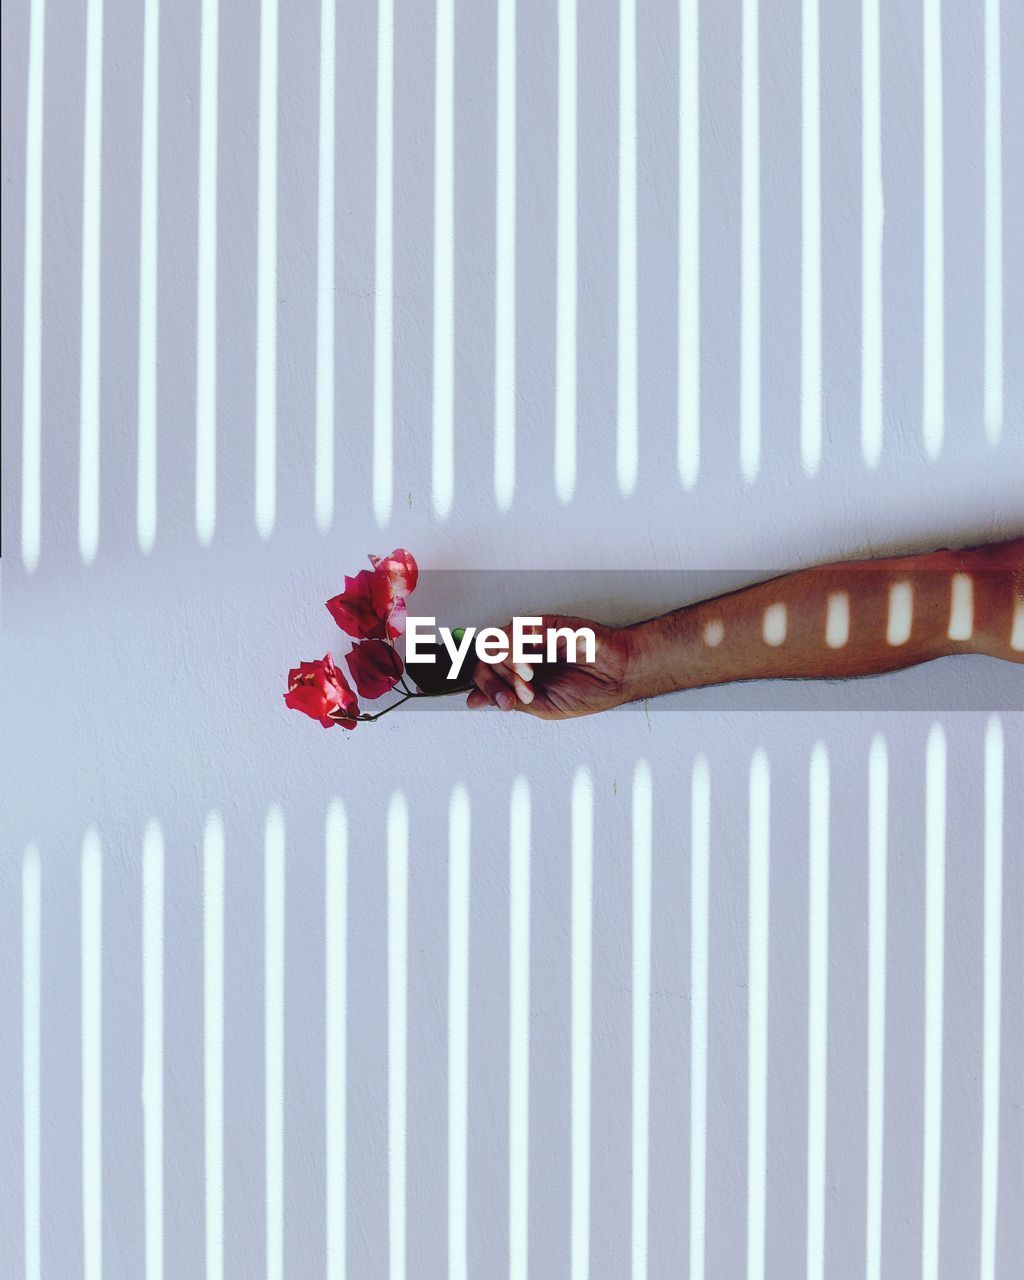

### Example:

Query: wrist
xmin=622 ymin=615 xmax=691 ymax=703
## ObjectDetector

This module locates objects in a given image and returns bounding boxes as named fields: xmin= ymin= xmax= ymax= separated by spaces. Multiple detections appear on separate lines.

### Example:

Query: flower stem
xmin=355 ymin=693 xmax=415 ymax=722
xmin=353 ymin=682 xmax=466 ymax=723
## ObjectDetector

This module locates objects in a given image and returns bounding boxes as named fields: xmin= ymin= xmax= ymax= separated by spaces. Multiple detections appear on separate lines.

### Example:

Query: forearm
xmin=625 ymin=538 xmax=1024 ymax=700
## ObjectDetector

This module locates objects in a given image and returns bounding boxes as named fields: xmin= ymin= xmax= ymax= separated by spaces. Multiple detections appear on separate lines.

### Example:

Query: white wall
xmin=1 ymin=1 xmax=1021 ymax=1276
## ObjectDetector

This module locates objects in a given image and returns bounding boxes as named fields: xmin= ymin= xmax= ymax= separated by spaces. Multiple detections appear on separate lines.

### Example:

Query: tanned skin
xmin=466 ymin=537 xmax=1024 ymax=720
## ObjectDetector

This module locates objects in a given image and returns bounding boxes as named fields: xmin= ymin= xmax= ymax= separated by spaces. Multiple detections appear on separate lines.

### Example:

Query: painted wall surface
xmin=1 ymin=1 xmax=1022 ymax=1277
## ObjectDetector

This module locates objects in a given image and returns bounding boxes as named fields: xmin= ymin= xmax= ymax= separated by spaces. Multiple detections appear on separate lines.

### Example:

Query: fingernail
xmin=517 ymin=683 xmax=534 ymax=705
xmin=514 ymin=664 xmax=534 ymax=681
xmin=496 ymin=691 xmax=514 ymax=711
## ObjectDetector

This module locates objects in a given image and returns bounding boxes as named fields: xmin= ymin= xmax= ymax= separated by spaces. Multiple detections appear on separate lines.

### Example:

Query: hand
xmin=466 ymin=614 xmax=636 ymax=720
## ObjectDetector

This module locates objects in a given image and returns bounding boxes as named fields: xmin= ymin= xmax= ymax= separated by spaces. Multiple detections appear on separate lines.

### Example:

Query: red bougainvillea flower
xmin=284 ymin=653 xmax=360 ymax=729
xmin=369 ymin=548 xmax=419 ymax=597
xmin=326 ymin=549 xmax=417 ymax=640
xmin=346 ymin=638 xmax=405 ymax=699
xmin=326 ymin=568 xmax=405 ymax=640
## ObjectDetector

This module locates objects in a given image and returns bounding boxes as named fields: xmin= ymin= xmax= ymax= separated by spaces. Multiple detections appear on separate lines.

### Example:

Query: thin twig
xmin=354 ymin=692 xmax=416 ymax=722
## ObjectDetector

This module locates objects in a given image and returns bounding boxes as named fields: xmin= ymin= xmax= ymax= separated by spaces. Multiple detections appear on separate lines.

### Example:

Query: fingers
xmin=466 ymin=678 xmax=534 ymax=712
xmin=512 ymin=672 xmax=534 ymax=704
xmin=473 ymin=660 xmax=517 ymax=711
xmin=467 ymin=623 xmax=536 ymax=711
xmin=498 ymin=618 xmax=541 ymax=705
xmin=470 ymin=682 xmax=534 ymax=711
xmin=469 ymin=660 xmax=516 ymax=710
xmin=493 ymin=657 xmax=535 ymax=705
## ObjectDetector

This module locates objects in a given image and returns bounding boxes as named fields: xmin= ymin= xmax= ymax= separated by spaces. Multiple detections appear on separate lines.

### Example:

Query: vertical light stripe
xmin=631 ymin=761 xmax=653 ymax=1280
xmin=922 ymin=0 xmax=944 ymax=460
xmin=570 ymin=768 xmax=593 ymax=1280
xmin=388 ymin=793 xmax=409 ymax=1280
xmin=433 ymin=0 xmax=456 ymax=520
xmin=922 ymin=723 xmax=946 ymax=1280
xmin=747 ymin=749 xmax=770 ymax=1280
xmin=374 ymin=0 xmax=395 ymax=526
xmin=21 ymin=0 xmax=45 ymax=573
xmin=617 ymin=0 xmax=638 ymax=496
xmin=81 ymin=828 xmax=103 ymax=1280
xmin=801 ymin=0 xmax=822 ymax=475
xmin=983 ymin=0 xmax=1002 ymax=443
xmin=886 ymin=581 xmax=913 ymax=646
xmin=689 ymin=756 xmax=711 ymax=1280
xmin=255 ymin=0 xmax=279 ymax=539
xmin=264 ymin=806 xmax=285 ymax=1280
xmin=508 ymin=776 xmax=531 ymax=1280
xmin=494 ymin=0 xmax=517 ymax=511
xmin=555 ymin=0 xmax=578 ymax=504
xmin=762 ymin=602 xmax=787 ymax=647
xmin=325 ymin=800 xmax=347 ymax=1280
xmin=203 ymin=812 xmax=225 ymax=1280
xmin=947 ymin=572 xmax=974 ymax=641
xmin=825 ymin=591 xmax=850 ymax=649
xmin=865 ymin=734 xmax=888 ymax=1280
xmin=448 ymin=785 xmax=471 ymax=1280
xmin=678 ymin=0 xmax=700 ymax=489
xmin=806 ymin=744 xmax=829 ymax=1280
xmin=137 ymin=0 xmax=160 ymax=554
xmin=980 ymin=716 xmax=1003 ymax=1280
xmin=142 ymin=821 xmax=165 ymax=1280
xmin=195 ymin=0 xmax=219 ymax=546
xmin=740 ymin=0 xmax=760 ymax=483
xmin=22 ymin=845 xmax=42 ymax=1280
xmin=860 ymin=0 xmax=883 ymax=468
xmin=315 ymin=0 xmax=336 ymax=533
xmin=1011 ymin=600 xmax=1024 ymax=652
xmin=79 ymin=0 xmax=104 ymax=565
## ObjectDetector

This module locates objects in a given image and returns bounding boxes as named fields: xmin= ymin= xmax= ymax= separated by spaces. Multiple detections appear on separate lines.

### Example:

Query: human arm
xmin=467 ymin=537 xmax=1024 ymax=719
